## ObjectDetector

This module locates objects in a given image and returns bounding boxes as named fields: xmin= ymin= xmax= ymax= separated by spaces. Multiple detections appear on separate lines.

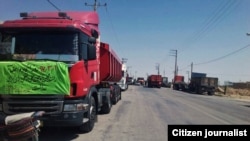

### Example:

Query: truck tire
xmin=30 ymin=132 xmax=39 ymax=141
xmin=116 ymin=87 xmax=121 ymax=101
xmin=208 ymin=91 xmax=215 ymax=96
xmin=119 ymin=89 xmax=122 ymax=100
xmin=112 ymin=92 xmax=117 ymax=105
xmin=79 ymin=96 xmax=96 ymax=133
xmin=116 ymin=85 xmax=121 ymax=101
xmin=116 ymin=87 xmax=122 ymax=103
xmin=196 ymin=88 xmax=202 ymax=94
xmin=111 ymin=86 xmax=117 ymax=105
xmin=100 ymin=95 xmax=112 ymax=114
xmin=112 ymin=85 xmax=121 ymax=104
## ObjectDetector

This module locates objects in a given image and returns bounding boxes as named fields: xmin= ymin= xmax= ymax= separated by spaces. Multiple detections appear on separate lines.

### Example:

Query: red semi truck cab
xmin=0 ymin=11 xmax=122 ymax=132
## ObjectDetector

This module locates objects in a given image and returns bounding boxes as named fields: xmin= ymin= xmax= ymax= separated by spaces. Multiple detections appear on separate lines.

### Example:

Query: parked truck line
xmin=172 ymin=72 xmax=219 ymax=96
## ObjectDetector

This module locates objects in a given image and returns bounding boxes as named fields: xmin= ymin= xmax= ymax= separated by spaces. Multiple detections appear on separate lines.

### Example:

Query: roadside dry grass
xmin=215 ymin=86 xmax=250 ymax=101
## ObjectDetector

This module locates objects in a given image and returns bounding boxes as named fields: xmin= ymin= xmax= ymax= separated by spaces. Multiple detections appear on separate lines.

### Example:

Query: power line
xmin=103 ymin=5 xmax=125 ymax=57
xmin=178 ymin=44 xmax=250 ymax=71
xmin=179 ymin=0 xmax=242 ymax=53
xmin=47 ymin=0 xmax=61 ymax=11
xmin=194 ymin=44 xmax=250 ymax=65
xmin=191 ymin=0 xmax=237 ymax=41
xmin=194 ymin=0 xmax=241 ymax=42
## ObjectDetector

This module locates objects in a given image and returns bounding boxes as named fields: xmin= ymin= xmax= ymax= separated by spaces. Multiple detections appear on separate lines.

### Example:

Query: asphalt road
xmin=39 ymin=85 xmax=250 ymax=141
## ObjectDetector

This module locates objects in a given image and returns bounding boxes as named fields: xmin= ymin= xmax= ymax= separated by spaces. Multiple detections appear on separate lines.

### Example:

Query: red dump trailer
xmin=172 ymin=75 xmax=188 ymax=91
xmin=147 ymin=74 xmax=162 ymax=88
xmin=0 ymin=11 xmax=122 ymax=133
xmin=100 ymin=42 xmax=122 ymax=82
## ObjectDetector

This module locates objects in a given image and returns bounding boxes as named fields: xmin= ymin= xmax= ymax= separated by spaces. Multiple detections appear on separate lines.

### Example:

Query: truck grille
xmin=2 ymin=95 xmax=64 ymax=115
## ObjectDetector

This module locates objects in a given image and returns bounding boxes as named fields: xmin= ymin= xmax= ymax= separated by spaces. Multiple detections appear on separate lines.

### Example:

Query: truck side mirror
xmin=87 ymin=44 xmax=96 ymax=60
xmin=91 ymin=29 xmax=99 ymax=39
xmin=88 ymin=37 xmax=96 ymax=44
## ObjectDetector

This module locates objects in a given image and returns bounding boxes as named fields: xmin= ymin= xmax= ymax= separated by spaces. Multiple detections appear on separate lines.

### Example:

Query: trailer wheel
xmin=79 ymin=96 xmax=96 ymax=133
xmin=116 ymin=86 xmax=121 ymax=101
xmin=113 ymin=85 xmax=121 ymax=104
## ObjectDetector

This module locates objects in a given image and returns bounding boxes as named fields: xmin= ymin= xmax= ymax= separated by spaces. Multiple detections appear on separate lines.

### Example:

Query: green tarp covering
xmin=0 ymin=61 xmax=70 ymax=95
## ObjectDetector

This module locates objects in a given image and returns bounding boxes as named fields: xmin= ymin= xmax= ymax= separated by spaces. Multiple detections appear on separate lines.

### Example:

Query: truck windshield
xmin=14 ymin=32 xmax=78 ymax=55
xmin=0 ymin=31 xmax=79 ymax=61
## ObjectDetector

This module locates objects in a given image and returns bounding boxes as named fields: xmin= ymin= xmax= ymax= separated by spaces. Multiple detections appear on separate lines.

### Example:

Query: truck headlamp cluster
xmin=63 ymin=103 xmax=88 ymax=112
xmin=63 ymin=104 xmax=76 ymax=112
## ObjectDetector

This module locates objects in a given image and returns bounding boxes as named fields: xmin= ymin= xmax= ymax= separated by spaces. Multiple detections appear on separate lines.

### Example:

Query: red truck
xmin=172 ymin=75 xmax=188 ymax=91
xmin=147 ymin=74 xmax=162 ymax=88
xmin=0 ymin=11 xmax=122 ymax=133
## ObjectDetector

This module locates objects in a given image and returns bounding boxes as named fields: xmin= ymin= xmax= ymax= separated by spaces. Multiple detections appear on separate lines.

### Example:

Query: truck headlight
xmin=63 ymin=103 xmax=89 ymax=112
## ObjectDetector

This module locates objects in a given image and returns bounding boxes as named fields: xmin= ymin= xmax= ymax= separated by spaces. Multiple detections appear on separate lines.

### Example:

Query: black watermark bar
xmin=168 ymin=125 xmax=250 ymax=141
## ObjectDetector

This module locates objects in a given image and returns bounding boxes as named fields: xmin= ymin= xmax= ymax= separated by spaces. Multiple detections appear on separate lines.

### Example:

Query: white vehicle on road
xmin=118 ymin=63 xmax=128 ymax=91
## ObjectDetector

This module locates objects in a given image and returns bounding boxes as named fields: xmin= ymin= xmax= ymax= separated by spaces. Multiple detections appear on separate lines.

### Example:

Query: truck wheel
xmin=196 ymin=88 xmax=202 ymax=94
xmin=112 ymin=87 xmax=117 ymax=105
xmin=117 ymin=86 xmax=121 ymax=101
xmin=119 ymin=89 xmax=122 ymax=100
xmin=112 ymin=93 xmax=117 ymax=105
xmin=79 ymin=96 xmax=96 ymax=133
xmin=100 ymin=95 xmax=112 ymax=114
xmin=208 ymin=91 xmax=214 ymax=95
xmin=30 ymin=132 xmax=39 ymax=141
xmin=113 ymin=85 xmax=121 ymax=104
xmin=116 ymin=86 xmax=121 ymax=101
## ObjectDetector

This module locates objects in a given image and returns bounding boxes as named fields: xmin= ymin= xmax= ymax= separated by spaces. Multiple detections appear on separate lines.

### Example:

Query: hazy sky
xmin=1 ymin=0 xmax=250 ymax=84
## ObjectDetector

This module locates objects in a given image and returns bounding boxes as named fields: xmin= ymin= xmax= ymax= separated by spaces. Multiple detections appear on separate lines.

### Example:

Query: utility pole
xmin=170 ymin=49 xmax=178 ymax=78
xmin=156 ymin=63 xmax=160 ymax=75
xmin=186 ymin=71 xmax=190 ymax=83
xmin=191 ymin=62 xmax=193 ymax=77
xmin=85 ymin=0 xmax=107 ymax=11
